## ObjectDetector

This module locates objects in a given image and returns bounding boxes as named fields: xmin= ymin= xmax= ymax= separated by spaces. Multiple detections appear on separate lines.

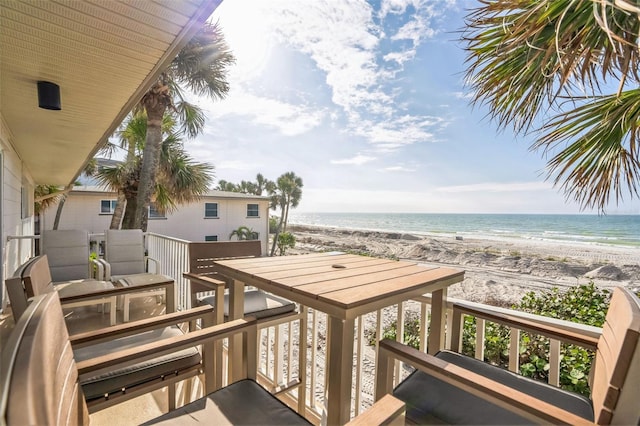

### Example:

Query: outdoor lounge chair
xmin=100 ymin=229 xmax=173 ymax=321
xmin=0 ymin=291 xmax=406 ymax=425
xmin=375 ymin=287 xmax=640 ymax=425
xmin=38 ymin=229 xmax=116 ymax=323
xmin=184 ymin=240 xmax=305 ymax=407
xmin=6 ymin=254 xmax=174 ymax=329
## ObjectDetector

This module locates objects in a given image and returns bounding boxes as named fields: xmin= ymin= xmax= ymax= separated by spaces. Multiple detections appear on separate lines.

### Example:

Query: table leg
xmin=326 ymin=316 xmax=355 ymax=425
xmin=228 ymin=278 xmax=245 ymax=383
xmin=428 ymin=288 xmax=447 ymax=355
xmin=165 ymin=283 xmax=175 ymax=314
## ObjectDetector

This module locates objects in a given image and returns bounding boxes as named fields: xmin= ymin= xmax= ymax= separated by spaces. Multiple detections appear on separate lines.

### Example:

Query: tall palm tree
xmin=462 ymin=0 xmax=640 ymax=211
xmin=96 ymin=112 xmax=213 ymax=231
xmin=134 ymin=22 xmax=234 ymax=229
xmin=269 ymin=172 xmax=303 ymax=256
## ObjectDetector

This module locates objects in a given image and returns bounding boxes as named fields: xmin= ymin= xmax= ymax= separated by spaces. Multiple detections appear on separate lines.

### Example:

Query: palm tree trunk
xmin=109 ymin=191 xmax=126 ymax=229
xmin=270 ymin=212 xmax=286 ymax=256
xmin=52 ymin=184 xmax=74 ymax=230
xmin=122 ymin=194 xmax=137 ymax=229
xmin=135 ymin=87 xmax=166 ymax=231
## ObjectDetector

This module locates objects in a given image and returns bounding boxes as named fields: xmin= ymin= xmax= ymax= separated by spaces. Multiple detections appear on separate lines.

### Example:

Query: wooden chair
xmin=0 ymin=291 xmax=407 ymax=425
xmin=100 ymin=229 xmax=173 ymax=322
xmin=184 ymin=240 xmax=306 ymax=412
xmin=6 ymin=254 xmax=117 ymax=325
xmin=375 ymin=287 xmax=640 ymax=425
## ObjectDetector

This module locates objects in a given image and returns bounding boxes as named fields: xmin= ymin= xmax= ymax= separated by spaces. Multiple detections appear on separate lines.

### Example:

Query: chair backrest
xmin=188 ymin=240 xmax=262 ymax=275
xmin=42 ymin=229 xmax=91 ymax=281
xmin=4 ymin=255 xmax=48 ymax=320
xmin=22 ymin=254 xmax=55 ymax=299
xmin=590 ymin=287 xmax=640 ymax=424
xmin=0 ymin=292 xmax=89 ymax=425
xmin=104 ymin=229 xmax=146 ymax=275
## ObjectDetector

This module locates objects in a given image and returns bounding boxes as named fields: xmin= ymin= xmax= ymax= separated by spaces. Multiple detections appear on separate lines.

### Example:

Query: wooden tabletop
xmin=214 ymin=252 xmax=464 ymax=319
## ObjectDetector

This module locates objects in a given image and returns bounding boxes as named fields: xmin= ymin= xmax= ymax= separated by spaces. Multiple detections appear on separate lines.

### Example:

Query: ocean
xmin=288 ymin=213 xmax=640 ymax=248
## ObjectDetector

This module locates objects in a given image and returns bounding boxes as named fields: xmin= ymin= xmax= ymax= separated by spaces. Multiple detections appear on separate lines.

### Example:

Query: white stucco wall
xmin=40 ymin=189 xmax=271 ymax=254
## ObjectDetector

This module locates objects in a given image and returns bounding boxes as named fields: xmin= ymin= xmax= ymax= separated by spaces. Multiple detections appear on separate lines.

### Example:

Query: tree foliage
xmin=462 ymin=0 xmax=640 ymax=211
xmin=133 ymin=22 xmax=234 ymax=230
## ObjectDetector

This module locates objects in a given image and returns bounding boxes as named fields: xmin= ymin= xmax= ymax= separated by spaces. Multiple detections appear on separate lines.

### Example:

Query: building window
xmin=149 ymin=203 xmax=165 ymax=219
xmin=247 ymin=203 xmax=259 ymax=217
xmin=205 ymin=202 xmax=218 ymax=218
xmin=205 ymin=235 xmax=218 ymax=242
xmin=100 ymin=199 xmax=117 ymax=214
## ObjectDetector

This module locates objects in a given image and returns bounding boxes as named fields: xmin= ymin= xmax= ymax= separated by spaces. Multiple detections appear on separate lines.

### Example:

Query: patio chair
xmin=5 ymin=255 xmax=174 ymax=328
xmin=184 ymin=240 xmax=305 ymax=410
xmin=101 ymin=229 xmax=172 ymax=322
xmin=1 ymin=291 xmax=407 ymax=425
xmin=38 ymin=229 xmax=114 ymax=321
xmin=375 ymin=287 xmax=640 ymax=425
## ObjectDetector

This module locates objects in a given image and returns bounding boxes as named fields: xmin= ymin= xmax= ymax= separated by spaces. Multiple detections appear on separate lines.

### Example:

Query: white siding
xmin=1 ymin=114 xmax=36 ymax=308
xmin=41 ymin=191 xmax=271 ymax=255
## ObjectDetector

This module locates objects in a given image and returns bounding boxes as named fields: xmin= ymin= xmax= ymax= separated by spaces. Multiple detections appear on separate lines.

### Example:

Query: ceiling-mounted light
xmin=37 ymin=81 xmax=61 ymax=110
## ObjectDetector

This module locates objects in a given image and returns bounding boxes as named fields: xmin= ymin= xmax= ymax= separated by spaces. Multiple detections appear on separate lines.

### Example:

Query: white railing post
xmin=509 ymin=328 xmax=521 ymax=373
xmin=549 ymin=339 xmax=561 ymax=386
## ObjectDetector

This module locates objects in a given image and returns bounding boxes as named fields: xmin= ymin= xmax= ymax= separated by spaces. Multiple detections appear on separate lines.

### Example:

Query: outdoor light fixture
xmin=37 ymin=81 xmax=61 ymax=110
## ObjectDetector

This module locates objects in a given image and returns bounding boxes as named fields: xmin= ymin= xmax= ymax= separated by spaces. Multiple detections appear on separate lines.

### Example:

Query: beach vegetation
xmin=463 ymin=1 xmax=640 ymax=212
xmin=229 ymin=226 xmax=258 ymax=241
xmin=371 ymin=282 xmax=612 ymax=396
xmin=269 ymin=172 xmax=303 ymax=256
xmin=276 ymin=232 xmax=296 ymax=256
xmin=132 ymin=22 xmax=234 ymax=230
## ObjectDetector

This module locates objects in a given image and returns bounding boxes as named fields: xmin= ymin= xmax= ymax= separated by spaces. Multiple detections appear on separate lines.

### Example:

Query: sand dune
xmin=288 ymin=225 xmax=640 ymax=305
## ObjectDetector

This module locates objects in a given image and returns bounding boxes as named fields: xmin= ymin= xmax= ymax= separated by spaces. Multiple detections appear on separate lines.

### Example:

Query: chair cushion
xmin=74 ymin=326 xmax=200 ymax=400
xmin=141 ymin=379 xmax=311 ymax=425
xmin=393 ymin=350 xmax=594 ymax=425
xmin=114 ymin=273 xmax=173 ymax=287
xmin=54 ymin=279 xmax=115 ymax=299
xmin=198 ymin=289 xmax=296 ymax=319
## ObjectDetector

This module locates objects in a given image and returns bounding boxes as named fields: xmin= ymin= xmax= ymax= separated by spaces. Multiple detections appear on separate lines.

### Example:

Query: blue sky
xmin=184 ymin=0 xmax=640 ymax=215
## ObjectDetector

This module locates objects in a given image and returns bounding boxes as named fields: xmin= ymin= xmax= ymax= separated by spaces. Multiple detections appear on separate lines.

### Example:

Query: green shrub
xmin=370 ymin=282 xmax=612 ymax=397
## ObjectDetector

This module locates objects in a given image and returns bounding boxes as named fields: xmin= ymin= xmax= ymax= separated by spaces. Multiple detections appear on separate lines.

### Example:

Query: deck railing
xmin=3 ymin=233 xmax=603 ymax=423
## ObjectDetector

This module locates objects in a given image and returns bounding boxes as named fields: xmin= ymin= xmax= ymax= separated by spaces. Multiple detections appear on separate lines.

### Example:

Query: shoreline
xmin=287 ymin=224 xmax=640 ymax=306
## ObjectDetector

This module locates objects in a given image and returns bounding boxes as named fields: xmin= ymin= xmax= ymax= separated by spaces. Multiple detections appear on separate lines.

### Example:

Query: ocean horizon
xmin=288 ymin=212 xmax=640 ymax=249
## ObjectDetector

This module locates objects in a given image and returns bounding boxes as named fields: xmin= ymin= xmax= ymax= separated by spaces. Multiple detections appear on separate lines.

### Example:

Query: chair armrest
xmin=452 ymin=302 xmax=599 ymax=350
xmin=70 ymin=305 xmax=214 ymax=347
xmin=89 ymin=258 xmax=105 ymax=280
xmin=377 ymin=339 xmax=594 ymax=426
xmin=346 ymin=394 xmax=405 ymax=426
xmin=57 ymin=279 xmax=174 ymax=304
xmin=97 ymin=259 xmax=111 ymax=280
xmin=145 ymin=256 xmax=161 ymax=273
xmin=76 ymin=316 xmax=257 ymax=380
xmin=183 ymin=272 xmax=226 ymax=294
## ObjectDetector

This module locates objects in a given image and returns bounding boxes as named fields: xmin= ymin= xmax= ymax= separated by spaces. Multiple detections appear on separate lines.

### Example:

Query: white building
xmin=40 ymin=186 xmax=271 ymax=254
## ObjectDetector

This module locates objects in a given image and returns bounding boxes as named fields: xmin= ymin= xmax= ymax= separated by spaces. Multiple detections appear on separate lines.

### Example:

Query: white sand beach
xmin=288 ymin=225 xmax=640 ymax=306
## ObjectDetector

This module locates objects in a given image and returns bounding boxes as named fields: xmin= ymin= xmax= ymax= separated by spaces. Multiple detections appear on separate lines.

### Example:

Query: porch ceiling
xmin=0 ymin=0 xmax=220 ymax=185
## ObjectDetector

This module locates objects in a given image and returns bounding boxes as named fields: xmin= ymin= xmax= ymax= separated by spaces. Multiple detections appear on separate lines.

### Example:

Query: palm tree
xmin=269 ymin=172 xmax=303 ymax=256
xmin=229 ymin=226 xmax=258 ymax=240
xmin=134 ymin=22 xmax=234 ymax=229
xmin=216 ymin=180 xmax=237 ymax=192
xmin=96 ymin=112 xmax=213 ymax=230
xmin=462 ymin=0 xmax=640 ymax=211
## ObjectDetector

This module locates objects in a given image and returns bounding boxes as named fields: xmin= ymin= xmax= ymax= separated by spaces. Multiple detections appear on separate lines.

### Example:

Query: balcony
xmin=0 ymin=232 xmax=632 ymax=425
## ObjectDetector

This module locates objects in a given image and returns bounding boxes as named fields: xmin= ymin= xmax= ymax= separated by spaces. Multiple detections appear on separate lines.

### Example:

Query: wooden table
xmin=214 ymin=252 xmax=464 ymax=425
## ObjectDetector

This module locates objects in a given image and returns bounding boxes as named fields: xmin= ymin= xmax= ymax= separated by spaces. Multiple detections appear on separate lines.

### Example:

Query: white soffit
xmin=0 ymin=0 xmax=221 ymax=185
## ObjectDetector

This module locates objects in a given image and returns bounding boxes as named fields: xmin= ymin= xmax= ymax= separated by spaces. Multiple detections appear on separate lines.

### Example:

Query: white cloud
xmin=331 ymin=154 xmax=377 ymax=165
xmin=216 ymin=0 xmax=454 ymax=150
xmin=437 ymin=181 xmax=554 ymax=193
xmin=379 ymin=165 xmax=417 ymax=172
xmin=205 ymin=90 xmax=324 ymax=136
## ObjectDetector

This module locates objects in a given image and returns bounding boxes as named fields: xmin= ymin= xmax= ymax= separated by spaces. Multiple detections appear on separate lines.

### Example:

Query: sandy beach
xmin=288 ymin=224 xmax=640 ymax=306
